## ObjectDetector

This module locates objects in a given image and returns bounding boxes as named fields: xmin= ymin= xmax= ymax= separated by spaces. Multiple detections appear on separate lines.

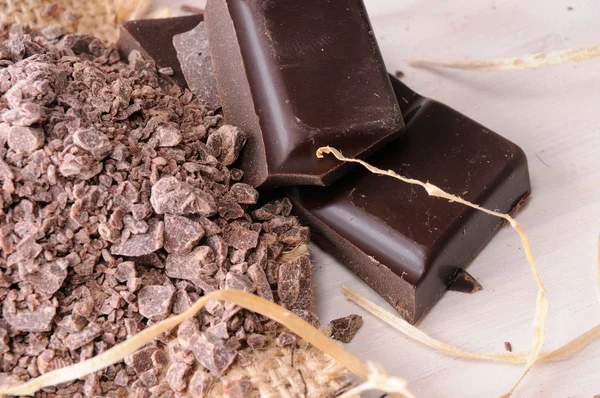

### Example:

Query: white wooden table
xmin=155 ymin=1 xmax=600 ymax=396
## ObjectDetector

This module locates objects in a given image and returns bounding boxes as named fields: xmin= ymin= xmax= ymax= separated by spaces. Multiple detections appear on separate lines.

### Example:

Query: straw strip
xmin=404 ymin=46 xmax=600 ymax=71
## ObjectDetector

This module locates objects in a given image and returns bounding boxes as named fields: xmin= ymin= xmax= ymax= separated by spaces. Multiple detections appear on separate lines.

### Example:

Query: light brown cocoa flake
xmin=188 ymin=332 xmax=237 ymax=376
xmin=163 ymin=213 xmax=205 ymax=254
xmin=137 ymin=285 xmax=174 ymax=321
xmin=110 ymin=219 xmax=164 ymax=257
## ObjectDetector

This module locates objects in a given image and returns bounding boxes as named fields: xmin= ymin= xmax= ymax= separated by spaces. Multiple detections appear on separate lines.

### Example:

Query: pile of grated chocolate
xmin=0 ymin=24 xmax=315 ymax=397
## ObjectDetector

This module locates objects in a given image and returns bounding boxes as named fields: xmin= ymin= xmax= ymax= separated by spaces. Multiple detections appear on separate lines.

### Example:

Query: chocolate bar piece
xmin=205 ymin=0 xmax=404 ymax=188
xmin=288 ymin=76 xmax=531 ymax=324
xmin=118 ymin=15 xmax=203 ymax=89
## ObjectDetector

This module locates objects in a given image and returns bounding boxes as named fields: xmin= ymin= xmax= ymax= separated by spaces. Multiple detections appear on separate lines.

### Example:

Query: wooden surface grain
xmin=156 ymin=1 xmax=600 ymax=396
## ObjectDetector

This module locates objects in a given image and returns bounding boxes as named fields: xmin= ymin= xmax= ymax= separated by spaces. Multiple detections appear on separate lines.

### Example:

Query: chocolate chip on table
xmin=329 ymin=314 xmax=364 ymax=344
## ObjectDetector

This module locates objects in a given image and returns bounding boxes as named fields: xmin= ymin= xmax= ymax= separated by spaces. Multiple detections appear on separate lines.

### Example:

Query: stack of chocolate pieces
xmin=119 ymin=0 xmax=530 ymax=324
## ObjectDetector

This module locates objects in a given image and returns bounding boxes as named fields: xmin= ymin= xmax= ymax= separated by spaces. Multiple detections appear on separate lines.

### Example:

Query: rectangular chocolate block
xmin=205 ymin=0 xmax=404 ymax=188
xmin=118 ymin=15 xmax=203 ymax=89
xmin=288 ymin=76 xmax=531 ymax=324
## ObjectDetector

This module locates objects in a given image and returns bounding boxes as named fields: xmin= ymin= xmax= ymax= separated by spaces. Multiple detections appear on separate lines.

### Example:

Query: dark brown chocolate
xmin=118 ymin=15 xmax=203 ymax=88
xmin=288 ymin=76 xmax=531 ymax=324
xmin=447 ymin=268 xmax=483 ymax=294
xmin=205 ymin=0 xmax=404 ymax=188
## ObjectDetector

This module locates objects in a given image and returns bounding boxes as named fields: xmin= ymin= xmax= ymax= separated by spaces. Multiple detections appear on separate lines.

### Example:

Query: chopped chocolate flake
xmin=504 ymin=342 xmax=513 ymax=352
xmin=151 ymin=177 xmax=217 ymax=216
xmin=227 ymin=183 xmax=258 ymax=205
xmin=223 ymin=221 xmax=259 ymax=250
xmin=166 ymin=362 xmax=191 ymax=392
xmin=3 ymin=301 xmax=55 ymax=332
xmin=7 ymin=126 xmax=44 ymax=154
xmin=275 ymin=332 xmax=297 ymax=348
xmin=248 ymin=263 xmax=273 ymax=302
xmin=223 ymin=380 xmax=254 ymax=398
xmin=110 ymin=219 xmax=164 ymax=257
xmin=166 ymin=246 xmax=217 ymax=282
xmin=163 ymin=214 xmax=205 ymax=254
xmin=206 ymin=322 xmax=229 ymax=340
xmin=138 ymin=285 xmax=175 ymax=321
xmin=206 ymin=125 xmax=246 ymax=166
xmin=125 ymin=346 xmax=158 ymax=375
xmin=188 ymin=371 xmax=213 ymax=397
xmin=65 ymin=322 xmax=103 ymax=350
xmin=329 ymin=314 xmax=364 ymax=343
xmin=189 ymin=332 xmax=237 ymax=376
xmin=225 ymin=272 xmax=255 ymax=293
xmin=246 ymin=333 xmax=268 ymax=349
xmin=278 ymin=256 xmax=313 ymax=312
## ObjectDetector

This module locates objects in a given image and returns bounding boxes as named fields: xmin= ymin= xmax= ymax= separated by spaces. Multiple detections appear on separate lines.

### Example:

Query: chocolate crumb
xmin=329 ymin=314 xmax=364 ymax=343
xmin=504 ymin=342 xmax=513 ymax=352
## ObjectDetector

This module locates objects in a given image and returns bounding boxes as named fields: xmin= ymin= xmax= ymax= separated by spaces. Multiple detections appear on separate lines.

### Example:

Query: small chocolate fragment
xmin=289 ymin=76 xmax=531 ymax=324
xmin=110 ymin=219 xmax=164 ymax=257
xmin=504 ymin=342 xmax=513 ymax=352
xmin=223 ymin=380 xmax=254 ymax=398
xmin=205 ymin=0 xmax=404 ymax=188
xmin=275 ymin=332 xmax=296 ymax=348
xmin=173 ymin=22 xmax=219 ymax=108
xmin=118 ymin=15 xmax=204 ymax=88
xmin=189 ymin=371 xmax=213 ymax=397
xmin=447 ymin=268 xmax=483 ymax=294
xmin=329 ymin=314 xmax=363 ymax=343
xmin=188 ymin=332 xmax=237 ymax=376
xmin=277 ymin=256 xmax=313 ymax=313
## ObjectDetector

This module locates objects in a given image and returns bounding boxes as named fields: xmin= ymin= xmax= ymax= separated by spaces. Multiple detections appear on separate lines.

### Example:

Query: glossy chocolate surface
xmin=205 ymin=0 xmax=404 ymax=188
xmin=118 ymin=15 xmax=203 ymax=88
xmin=289 ymin=76 xmax=531 ymax=324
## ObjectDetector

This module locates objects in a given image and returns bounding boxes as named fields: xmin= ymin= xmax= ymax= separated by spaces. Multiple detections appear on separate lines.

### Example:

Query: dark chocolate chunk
xmin=118 ymin=15 xmax=204 ymax=88
xmin=205 ymin=0 xmax=404 ymax=188
xmin=329 ymin=314 xmax=363 ymax=344
xmin=448 ymin=268 xmax=483 ymax=294
xmin=504 ymin=342 xmax=513 ymax=352
xmin=166 ymin=362 xmax=191 ymax=392
xmin=289 ymin=76 xmax=531 ymax=324
xmin=110 ymin=219 xmax=164 ymax=257
xmin=3 ymin=301 xmax=56 ymax=332
xmin=173 ymin=21 xmax=219 ymax=108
